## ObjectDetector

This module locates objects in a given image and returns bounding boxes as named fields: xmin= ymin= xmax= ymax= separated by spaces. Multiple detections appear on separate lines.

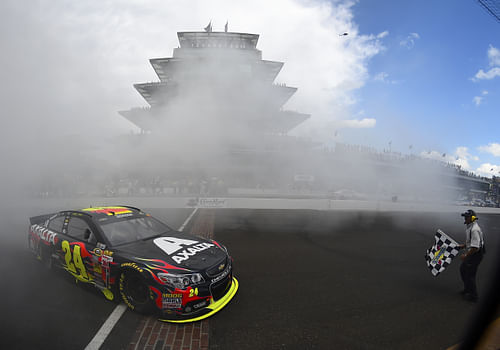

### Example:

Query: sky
xmin=0 ymin=0 xmax=499 ymax=178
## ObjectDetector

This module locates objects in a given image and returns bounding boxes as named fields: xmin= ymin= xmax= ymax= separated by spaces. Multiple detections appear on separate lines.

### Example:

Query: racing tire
xmin=119 ymin=270 xmax=155 ymax=314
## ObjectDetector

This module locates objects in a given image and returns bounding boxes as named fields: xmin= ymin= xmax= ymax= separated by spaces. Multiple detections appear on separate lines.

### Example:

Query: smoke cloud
xmin=0 ymin=0 xmax=459 ymax=206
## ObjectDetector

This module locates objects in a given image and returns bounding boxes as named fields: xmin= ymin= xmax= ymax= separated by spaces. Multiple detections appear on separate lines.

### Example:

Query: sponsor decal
xmin=82 ymin=206 xmax=132 ymax=216
xmin=162 ymin=293 xmax=183 ymax=309
xmin=31 ymin=224 xmax=58 ymax=245
xmin=198 ymin=198 xmax=227 ymax=208
xmin=99 ymin=254 xmax=113 ymax=287
xmin=121 ymin=262 xmax=143 ymax=273
xmin=163 ymin=293 xmax=183 ymax=298
xmin=211 ymin=264 xmax=231 ymax=283
xmin=101 ymin=254 xmax=113 ymax=267
xmin=115 ymin=213 xmax=133 ymax=219
xmin=193 ymin=299 xmax=208 ymax=309
xmin=171 ymin=243 xmax=215 ymax=264
xmin=93 ymin=248 xmax=114 ymax=257
xmin=186 ymin=198 xmax=227 ymax=208
xmin=432 ymin=245 xmax=446 ymax=265
xmin=153 ymin=237 xmax=215 ymax=264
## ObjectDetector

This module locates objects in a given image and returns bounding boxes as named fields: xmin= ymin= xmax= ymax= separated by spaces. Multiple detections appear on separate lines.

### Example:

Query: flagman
xmin=457 ymin=209 xmax=485 ymax=302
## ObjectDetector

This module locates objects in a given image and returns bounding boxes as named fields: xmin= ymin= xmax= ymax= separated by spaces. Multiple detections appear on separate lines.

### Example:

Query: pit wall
xmin=23 ymin=196 xmax=500 ymax=214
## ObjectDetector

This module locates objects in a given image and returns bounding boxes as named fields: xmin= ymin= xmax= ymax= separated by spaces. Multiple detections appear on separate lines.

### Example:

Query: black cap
xmin=461 ymin=209 xmax=477 ymax=217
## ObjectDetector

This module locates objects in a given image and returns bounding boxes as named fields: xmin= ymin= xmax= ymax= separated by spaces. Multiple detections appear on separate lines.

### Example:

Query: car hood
xmin=114 ymin=231 xmax=227 ymax=271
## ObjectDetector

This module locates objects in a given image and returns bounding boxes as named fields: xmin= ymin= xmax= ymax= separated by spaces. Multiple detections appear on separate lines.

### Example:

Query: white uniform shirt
xmin=465 ymin=221 xmax=484 ymax=249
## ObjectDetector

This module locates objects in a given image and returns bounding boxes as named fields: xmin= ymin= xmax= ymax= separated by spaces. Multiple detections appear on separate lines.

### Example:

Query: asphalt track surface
xmin=0 ymin=206 xmax=499 ymax=349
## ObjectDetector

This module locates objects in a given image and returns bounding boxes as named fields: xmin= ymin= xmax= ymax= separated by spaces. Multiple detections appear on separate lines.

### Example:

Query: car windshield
xmin=100 ymin=216 xmax=171 ymax=246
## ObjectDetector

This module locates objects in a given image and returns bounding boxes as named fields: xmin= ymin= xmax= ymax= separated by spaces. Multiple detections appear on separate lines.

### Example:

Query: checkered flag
xmin=425 ymin=229 xmax=460 ymax=276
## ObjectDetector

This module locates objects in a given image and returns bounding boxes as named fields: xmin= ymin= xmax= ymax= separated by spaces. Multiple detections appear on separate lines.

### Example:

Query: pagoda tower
xmin=117 ymin=29 xmax=313 ymax=187
xmin=119 ymin=30 xmax=309 ymax=140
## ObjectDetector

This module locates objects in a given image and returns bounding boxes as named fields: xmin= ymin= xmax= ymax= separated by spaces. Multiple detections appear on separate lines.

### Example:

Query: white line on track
xmin=84 ymin=208 xmax=199 ymax=350
xmin=178 ymin=207 xmax=198 ymax=232
xmin=85 ymin=304 xmax=127 ymax=350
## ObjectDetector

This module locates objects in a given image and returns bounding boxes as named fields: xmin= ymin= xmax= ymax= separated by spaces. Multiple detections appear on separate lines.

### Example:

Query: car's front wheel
xmin=119 ymin=270 xmax=155 ymax=314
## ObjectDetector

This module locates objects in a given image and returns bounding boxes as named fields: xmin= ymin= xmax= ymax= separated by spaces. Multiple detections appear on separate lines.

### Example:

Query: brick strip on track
xmin=128 ymin=209 xmax=215 ymax=350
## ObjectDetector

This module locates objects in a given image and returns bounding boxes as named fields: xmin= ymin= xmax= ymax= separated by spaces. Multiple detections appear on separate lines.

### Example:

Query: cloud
xmin=373 ymin=72 xmax=397 ymax=84
xmin=420 ymin=148 xmax=497 ymax=177
xmin=374 ymin=72 xmax=388 ymax=81
xmin=472 ymin=90 xmax=488 ymax=106
xmin=488 ymin=45 xmax=500 ymax=66
xmin=456 ymin=146 xmax=479 ymax=161
xmin=473 ymin=67 xmax=500 ymax=80
xmin=400 ymin=32 xmax=420 ymax=49
xmin=472 ymin=45 xmax=500 ymax=81
xmin=0 ymin=0 xmax=387 ymax=144
xmin=336 ymin=118 xmax=376 ymax=129
xmin=478 ymin=143 xmax=500 ymax=157
xmin=377 ymin=31 xmax=389 ymax=39
xmin=476 ymin=163 xmax=500 ymax=177
xmin=420 ymin=146 xmax=479 ymax=171
xmin=420 ymin=150 xmax=458 ymax=163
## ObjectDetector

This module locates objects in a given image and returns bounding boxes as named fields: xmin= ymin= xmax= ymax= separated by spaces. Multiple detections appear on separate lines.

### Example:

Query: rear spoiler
xmin=29 ymin=214 xmax=54 ymax=225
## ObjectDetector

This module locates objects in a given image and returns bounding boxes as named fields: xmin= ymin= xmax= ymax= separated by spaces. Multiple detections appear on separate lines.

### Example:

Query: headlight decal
xmin=157 ymin=272 xmax=205 ymax=289
xmin=134 ymin=258 xmax=192 ymax=284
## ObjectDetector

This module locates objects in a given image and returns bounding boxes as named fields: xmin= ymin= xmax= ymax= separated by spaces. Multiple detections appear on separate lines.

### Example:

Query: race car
xmin=28 ymin=206 xmax=238 ymax=322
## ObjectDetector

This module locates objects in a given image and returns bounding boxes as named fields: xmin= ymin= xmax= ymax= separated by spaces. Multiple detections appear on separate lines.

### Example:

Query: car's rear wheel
xmin=119 ymin=270 xmax=155 ymax=314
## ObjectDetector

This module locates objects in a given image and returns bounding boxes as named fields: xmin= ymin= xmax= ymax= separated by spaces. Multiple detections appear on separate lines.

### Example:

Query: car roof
xmin=62 ymin=206 xmax=144 ymax=220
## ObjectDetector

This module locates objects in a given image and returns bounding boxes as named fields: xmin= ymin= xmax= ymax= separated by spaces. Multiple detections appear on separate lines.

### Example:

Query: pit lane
xmin=0 ymin=203 xmax=498 ymax=349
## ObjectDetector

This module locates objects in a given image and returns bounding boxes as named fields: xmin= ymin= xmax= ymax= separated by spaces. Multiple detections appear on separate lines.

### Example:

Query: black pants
xmin=460 ymin=249 xmax=484 ymax=298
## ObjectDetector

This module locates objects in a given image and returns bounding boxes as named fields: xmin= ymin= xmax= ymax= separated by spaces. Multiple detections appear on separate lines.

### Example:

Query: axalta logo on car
xmin=153 ymin=237 xmax=215 ymax=264
xmin=31 ymin=224 xmax=58 ymax=245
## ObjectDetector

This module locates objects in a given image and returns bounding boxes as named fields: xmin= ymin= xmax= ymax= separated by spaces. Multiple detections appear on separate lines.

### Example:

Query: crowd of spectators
xmin=28 ymin=142 xmax=498 ymax=205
